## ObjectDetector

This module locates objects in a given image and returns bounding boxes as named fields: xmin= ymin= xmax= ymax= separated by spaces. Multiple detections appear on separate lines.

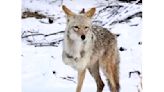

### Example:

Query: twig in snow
xmin=45 ymin=31 xmax=64 ymax=37
xmin=110 ymin=11 xmax=142 ymax=25
xmin=21 ymin=31 xmax=64 ymax=38
xmin=129 ymin=70 xmax=141 ymax=78
xmin=129 ymin=70 xmax=142 ymax=92
xmin=28 ymin=39 xmax=64 ymax=47
xmin=22 ymin=33 xmax=44 ymax=38
xmin=60 ymin=76 xmax=76 ymax=83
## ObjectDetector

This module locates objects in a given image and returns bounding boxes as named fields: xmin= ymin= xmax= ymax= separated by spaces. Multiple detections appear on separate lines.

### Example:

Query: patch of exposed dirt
xmin=22 ymin=11 xmax=47 ymax=19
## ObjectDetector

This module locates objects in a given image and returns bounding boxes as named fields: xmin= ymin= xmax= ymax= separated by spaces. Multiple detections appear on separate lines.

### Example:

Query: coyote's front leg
xmin=76 ymin=69 xmax=86 ymax=92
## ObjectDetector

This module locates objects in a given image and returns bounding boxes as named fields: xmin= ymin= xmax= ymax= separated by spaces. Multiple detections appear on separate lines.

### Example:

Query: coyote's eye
xmin=73 ymin=26 xmax=79 ymax=31
xmin=84 ymin=26 xmax=89 ymax=32
xmin=74 ymin=26 xmax=79 ymax=29
xmin=85 ymin=26 xmax=89 ymax=29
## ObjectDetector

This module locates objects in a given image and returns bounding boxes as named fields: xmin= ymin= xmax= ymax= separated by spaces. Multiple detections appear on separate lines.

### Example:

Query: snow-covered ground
xmin=21 ymin=0 xmax=142 ymax=92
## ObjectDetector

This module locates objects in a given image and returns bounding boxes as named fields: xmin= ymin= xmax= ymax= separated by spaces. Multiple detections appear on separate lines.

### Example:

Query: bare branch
xmin=22 ymin=31 xmax=64 ymax=38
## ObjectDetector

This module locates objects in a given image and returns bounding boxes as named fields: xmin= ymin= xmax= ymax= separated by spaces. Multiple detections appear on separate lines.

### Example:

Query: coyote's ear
xmin=85 ymin=7 xmax=96 ymax=18
xmin=62 ymin=5 xmax=74 ymax=17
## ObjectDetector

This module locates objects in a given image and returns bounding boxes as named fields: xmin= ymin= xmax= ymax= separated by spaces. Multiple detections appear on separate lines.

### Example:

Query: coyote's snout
xmin=62 ymin=5 xmax=120 ymax=92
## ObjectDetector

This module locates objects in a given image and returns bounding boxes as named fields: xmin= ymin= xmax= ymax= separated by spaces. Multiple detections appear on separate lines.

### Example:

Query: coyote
xmin=62 ymin=5 xmax=120 ymax=92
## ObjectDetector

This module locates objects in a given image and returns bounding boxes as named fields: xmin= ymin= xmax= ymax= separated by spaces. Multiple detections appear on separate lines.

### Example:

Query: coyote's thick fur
xmin=62 ymin=5 xmax=120 ymax=92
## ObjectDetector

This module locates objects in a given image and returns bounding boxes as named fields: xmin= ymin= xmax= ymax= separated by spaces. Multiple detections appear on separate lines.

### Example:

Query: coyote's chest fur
xmin=62 ymin=32 xmax=94 ymax=70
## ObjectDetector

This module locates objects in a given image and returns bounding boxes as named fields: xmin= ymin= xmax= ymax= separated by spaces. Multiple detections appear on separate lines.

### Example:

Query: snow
xmin=22 ymin=0 xmax=142 ymax=92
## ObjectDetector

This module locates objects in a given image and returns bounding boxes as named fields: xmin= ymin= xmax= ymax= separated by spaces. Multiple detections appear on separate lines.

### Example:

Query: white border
xmin=0 ymin=0 xmax=21 ymax=92
xmin=143 ymin=0 xmax=164 ymax=92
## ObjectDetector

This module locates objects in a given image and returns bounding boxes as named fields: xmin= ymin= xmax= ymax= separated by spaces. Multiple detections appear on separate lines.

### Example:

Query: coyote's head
xmin=62 ymin=5 xmax=96 ymax=41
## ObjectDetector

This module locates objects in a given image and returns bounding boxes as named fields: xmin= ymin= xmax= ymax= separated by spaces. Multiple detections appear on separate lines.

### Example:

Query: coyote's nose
xmin=81 ymin=35 xmax=85 ymax=40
